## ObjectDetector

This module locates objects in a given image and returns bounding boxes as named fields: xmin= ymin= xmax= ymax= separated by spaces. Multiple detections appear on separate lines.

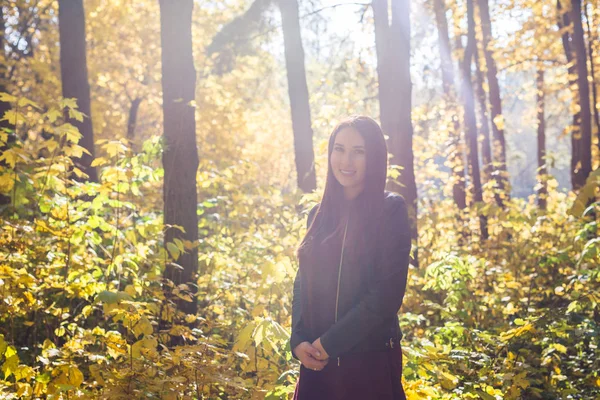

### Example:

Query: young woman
xmin=290 ymin=115 xmax=411 ymax=399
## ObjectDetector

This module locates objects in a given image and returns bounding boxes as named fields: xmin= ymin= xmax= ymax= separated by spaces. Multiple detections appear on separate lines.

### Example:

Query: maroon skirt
xmin=292 ymin=345 xmax=406 ymax=400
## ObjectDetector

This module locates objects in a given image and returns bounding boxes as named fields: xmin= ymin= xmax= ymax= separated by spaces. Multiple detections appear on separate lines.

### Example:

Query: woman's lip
xmin=340 ymin=169 xmax=356 ymax=174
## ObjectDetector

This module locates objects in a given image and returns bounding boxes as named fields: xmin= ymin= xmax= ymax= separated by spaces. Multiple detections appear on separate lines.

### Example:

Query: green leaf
xmin=36 ymin=373 xmax=51 ymax=383
xmin=45 ymin=108 xmax=62 ymax=123
xmin=167 ymin=242 xmax=180 ymax=260
xmin=17 ymin=97 xmax=41 ymax=109
xmin=97 ymin=291 xmax=119 ymax=304
xmin=68 ymin=108 xmax=85 ymax=122
xmin=60 ymin=98 xmax=78 ymax=109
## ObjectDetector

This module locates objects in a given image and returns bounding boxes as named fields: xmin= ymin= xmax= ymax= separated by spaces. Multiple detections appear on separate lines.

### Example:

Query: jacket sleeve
xmin=290 ymin=204 xmax=319 ymax=360
xmin=319 ymin=196 xmax=411 ymax=359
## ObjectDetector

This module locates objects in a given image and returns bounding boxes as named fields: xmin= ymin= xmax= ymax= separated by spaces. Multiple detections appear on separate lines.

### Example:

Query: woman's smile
xmin=330 ymin=126 xmax=367 ymax=199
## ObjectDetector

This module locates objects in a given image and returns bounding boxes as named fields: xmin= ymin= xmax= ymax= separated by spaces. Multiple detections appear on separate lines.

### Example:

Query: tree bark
xmin=570 ymin=0 xmax=593 ymax=188
xmin=433 ymin=0 xmax=467 ymax=210
xmin=279 ymin=0 xmax=317 ymax=193
xmin=373 ymin=0 xmax=418 ymax=240
xmin=58 ymin=0 xmax=97 ymax=182
xmin=536 ymin=68 xmax=548 ymax=210
xmin=463 ymin=0 xmax=488 ymax=239
xmin=433 ymin=0 xmax=455 ymax=94
xmin=557 ymin=0 xmax=583 ymax=190
xmin=159 ymin=0 xmax=199 ymax=316
xmin=474 ymin=35 xmax=493 ymax=180
xmin=0 ymin=5 xmax=12 ymax=206
xmin=477 ymin=0 xmax=509 ymax=204
xmin=583 ymin=1 xmax=600 ymax=156
xmin=127 ymin=97 xmax=143 ymax=140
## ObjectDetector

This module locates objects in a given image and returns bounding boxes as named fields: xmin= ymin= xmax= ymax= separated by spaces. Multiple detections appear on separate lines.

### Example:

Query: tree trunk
xmin=536 ymin=68 xmax=548 ymax=210
xmin=570 ymin=0 xmax=593 ymax=187
xmin=159 ymin=0 xmax=199 ymax=316
xmin=433 ymin=0 xmax=454 ymax=94
xmin=278 ymin=0 xmax=316 ymax=193
xmin=478 ymin=0 xmax=509 ymax=204
xmin=373 ymin=0 xmax=418 ymax=240
xmin=433 ymin=0 xmax=467 ymax=210
xmin=464 ymin=0 xmax=488 ymax=239
xmin=583 ymin=1 xmax=600 ymax=156
xmin=0 ymin=6 xmax=12 ymax=206
xmin=557 ymin=0 xmax=583 ymax=190
xmin=58 ymin=0 xmax=97 ymax=182
xmin=127 ymin=97 xmax=143 ymax=140
xmin=474 ymin=35 xmax=493 ymax=180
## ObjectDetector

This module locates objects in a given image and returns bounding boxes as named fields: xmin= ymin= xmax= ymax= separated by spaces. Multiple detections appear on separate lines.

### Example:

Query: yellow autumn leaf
xmin=493 ymin=114 xmax=505 ymax=131
xmin=0 ymin=173 xmax=15 ymax=193
xmin=554 ymin=343 xmax=567 ymax=354
xmin=45 ymin=108 xmax=62 ymax=123
xmin=0 ymin=149 xmax=18 ymax=168
xmin=0 ymin=92 xmax=17 ymax=102
xmin=133 ymin=316 xmax=153 ymax=338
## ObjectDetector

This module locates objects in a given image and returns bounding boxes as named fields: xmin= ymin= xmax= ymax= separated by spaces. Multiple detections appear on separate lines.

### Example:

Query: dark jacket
xmin=290 ymin=191 xmax=411 ymax=361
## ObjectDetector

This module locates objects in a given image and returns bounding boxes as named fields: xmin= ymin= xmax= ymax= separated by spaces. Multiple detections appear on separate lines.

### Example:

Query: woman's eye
xmin=355 ymin=149 xmax=365 ymax=155
xmin=334 ymin=147 xmax=344 ymax=152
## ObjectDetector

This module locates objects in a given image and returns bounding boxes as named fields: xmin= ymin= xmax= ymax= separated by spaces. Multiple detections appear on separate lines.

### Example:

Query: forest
xmin=0 ymin=0 xmax=599 ymax=398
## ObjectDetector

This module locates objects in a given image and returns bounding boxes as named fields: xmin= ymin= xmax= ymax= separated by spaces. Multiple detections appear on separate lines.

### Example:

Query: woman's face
xmin=330 ymin=126 xmax=367 ymax=197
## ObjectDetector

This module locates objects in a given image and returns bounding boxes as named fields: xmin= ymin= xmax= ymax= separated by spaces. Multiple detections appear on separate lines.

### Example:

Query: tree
xmin=126 ymin=97 xmax=143 ymax=140
xmin=58 ymin=0 xmax=97 ymax=182
xmin=207 ymin=0 xmax=317 ymax=193
xmin=478 ymin=0 xmax=509 ymax=204
xmin=373 ymin=0 xmax=418 ymax=239
xmin=474 ymin=29 xmax=493 ymax=181
xmin=159 ymin=0 xmax=200 ymax=315
xmin=433 ymin=0 xmax=467 ymax=211
xmin=569 ymin=0 xmax=593 ymax=187
xmin=583 ymin=2 xmax=600 ymax=151
xmin=0 ymin=6 xmax=12 ymax=206
xmin=536 ymin=68 xmax=548 ymax=210
xmin=557 ymin=0 xmax=591 ymax=190
xmin=463 ymin=0 xmax=488 ymax=239
xmin=278 ymin=0 xmax=317 ymax=193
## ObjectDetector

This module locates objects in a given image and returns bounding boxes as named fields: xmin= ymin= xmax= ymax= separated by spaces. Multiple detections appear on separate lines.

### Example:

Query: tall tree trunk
xmin=557 ymin=0 xmax=583 ymax=190
xmin=463 ymin=0 xmax=488 ymax=239
xmin=536 ymin=68 xmax=548 ymax=210
xmin=159 ymin=0 xmax=199 ymax=316
xmin=127 ymin=97 xmax=143 ymax=140
xmin=570 ymin=0 xmax=593 ymax=186
xmin=474 ymin=36 xmax=493 ymax=180
xmin=433 ymin=0 xmax=455 ymax=94
xmin=0 ymin=6 xmax=12 ymax=206
xmin=433 ymin=0 xmax=467 ymax=210
xmin=583 ymin=1 xmax=600 ymax=156
xmin=58 ymin=0 xmax=97 ymax=182
xmin=278 ymin=0 xmax=316 ymax=193
xmin=478 ymin=0 xmax=509 ymax=204
xmin=373 ymin=0 xmax=418 ymax=240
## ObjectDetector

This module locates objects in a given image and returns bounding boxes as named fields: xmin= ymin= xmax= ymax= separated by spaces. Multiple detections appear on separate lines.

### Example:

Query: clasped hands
xmin=293 ymin=337 xmax=330 ymax=371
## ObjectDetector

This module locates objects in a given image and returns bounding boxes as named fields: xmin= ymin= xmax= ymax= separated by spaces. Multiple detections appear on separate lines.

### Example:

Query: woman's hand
xmin=311 ymin=338 xmax=329 ymax=361
xmin=293 ymin=342 xmax=329 ymax=371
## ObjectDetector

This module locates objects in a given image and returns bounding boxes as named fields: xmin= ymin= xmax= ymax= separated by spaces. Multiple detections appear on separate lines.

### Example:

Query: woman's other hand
xmin=294 ymin=342 xmax=329 ymax=371
xmin=311 ymin=338 xmax=329 ymax=361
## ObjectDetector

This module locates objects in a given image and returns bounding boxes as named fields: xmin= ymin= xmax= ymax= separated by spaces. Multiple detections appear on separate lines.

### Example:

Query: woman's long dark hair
xmin=297 ymin=115 xmax=388 ymax=263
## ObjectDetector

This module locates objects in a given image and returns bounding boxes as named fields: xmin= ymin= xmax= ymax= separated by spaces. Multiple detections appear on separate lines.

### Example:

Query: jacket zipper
xmin=335 ymin=213 xmax=350 ymax=367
